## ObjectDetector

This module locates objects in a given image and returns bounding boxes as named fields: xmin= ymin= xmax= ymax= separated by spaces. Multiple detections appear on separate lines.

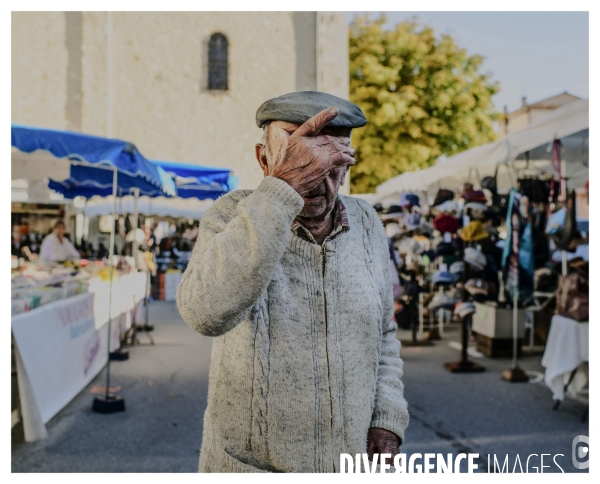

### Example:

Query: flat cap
xmin=256 ymin=91 xmax=367 ymax=129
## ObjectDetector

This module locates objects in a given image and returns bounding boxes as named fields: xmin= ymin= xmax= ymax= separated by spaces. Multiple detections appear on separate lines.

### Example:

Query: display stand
xmin=123 ymin=273 xmax=154 ymax=347
xmin=425 ymin=316 xmax=442 ymax=341
xmin=501 ymin=289 xmax=529 ymax=382
xmin=400 ymin=294 xmax=434 ymax=347
xmin=444 ymin=314 xmax=485 ymax=373
xmin=134 ymin=270 xmax=155 ymax=334
xmin=417 ymin=292 xmax=425 ymax=340
xmin=92 ymin=168 xmax=126 ymax=413
xmin=425 ymin=287 xmax=444 ymax=341
xmin=109 ymin=349 xmax=129 ymax=361
xmin=122 ymin=291 xmax=154 ymax=347
xmin=444 ymin=245 xmax=485 ymax=373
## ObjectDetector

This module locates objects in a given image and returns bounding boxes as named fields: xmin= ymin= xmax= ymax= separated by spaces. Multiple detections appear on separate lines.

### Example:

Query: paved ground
xmin=12 ymin=302 xmax=212 ymax=472
xmin=396 ymin=324 xmax=589 ymax=473
xmin=12 ymin=302 xmax=589 ymax=473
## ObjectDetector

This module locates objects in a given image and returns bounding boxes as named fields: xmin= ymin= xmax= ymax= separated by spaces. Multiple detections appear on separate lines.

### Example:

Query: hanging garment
xmin=551 ymin=190 xmax=577 ymax=251
xmin=501 ymin=189 xmax=534 ymax=304
xmin=518 ymin=178 xmax=557 ymax=204
xmin=548 ymin=139 xmax=562 ymax=204
xmin=518 ymin=221 xmax=535 ymax=283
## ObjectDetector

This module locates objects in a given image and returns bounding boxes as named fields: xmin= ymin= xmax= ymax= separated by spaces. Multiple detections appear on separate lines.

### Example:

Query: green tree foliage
xmin=349 ymin=15 xmax=500 ymax=193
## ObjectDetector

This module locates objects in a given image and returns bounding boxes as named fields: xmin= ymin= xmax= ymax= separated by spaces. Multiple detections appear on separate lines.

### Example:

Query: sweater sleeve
xmin=366 ymin=204 xmax=410 ymax=444
xmin=176 ymin=176 xmax=304 ymax=337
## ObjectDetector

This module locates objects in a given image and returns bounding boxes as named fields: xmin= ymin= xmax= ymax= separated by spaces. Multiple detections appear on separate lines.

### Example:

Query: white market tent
xmin=79 ymin=195 xmax=214 ymax=220
xmin=376 ymin=98 xmax=589 ymax=201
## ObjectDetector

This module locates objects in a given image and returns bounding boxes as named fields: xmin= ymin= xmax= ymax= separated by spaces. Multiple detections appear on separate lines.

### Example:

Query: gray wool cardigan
xmin=176 ymin=176 xmax=409 ymax=473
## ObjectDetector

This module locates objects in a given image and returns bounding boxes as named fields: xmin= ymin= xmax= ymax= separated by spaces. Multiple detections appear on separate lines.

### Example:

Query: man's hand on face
xmin=265 ymin=107 xmax=356 ymax=198
xmin=367 ymin=427 xmax=400 ymax=466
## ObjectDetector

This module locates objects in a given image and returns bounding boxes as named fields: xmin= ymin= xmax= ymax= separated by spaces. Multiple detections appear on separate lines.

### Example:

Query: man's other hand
xmin=367 ymin=427 xmax=400 ymax=466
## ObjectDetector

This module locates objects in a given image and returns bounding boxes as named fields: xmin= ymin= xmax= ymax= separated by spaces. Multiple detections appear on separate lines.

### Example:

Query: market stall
xmin=376 ymin=98 xmax=589 ymax=199
xmin=374 ymin=102 xmax=588 ymax=409
xmin=11 ymin=265 xmax=147 ymax=441
xmin=73 ymin=160 xmax=236 ymax=300
xmin=11 ymin=125 xmax=176 ymax=436
xmin=79 ymin=195 xmax=214 ymax=220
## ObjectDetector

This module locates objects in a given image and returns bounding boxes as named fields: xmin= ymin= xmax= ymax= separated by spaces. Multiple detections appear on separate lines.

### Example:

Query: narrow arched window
xmin=208 ymin=33 xmax=228 ymax=90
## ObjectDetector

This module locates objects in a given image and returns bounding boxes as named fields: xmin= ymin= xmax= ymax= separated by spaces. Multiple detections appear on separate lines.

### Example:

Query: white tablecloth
xmin=11 ymin=270 xmax=148 ymax=442
xmin=541 ymin=314 xmax=589 ymax=400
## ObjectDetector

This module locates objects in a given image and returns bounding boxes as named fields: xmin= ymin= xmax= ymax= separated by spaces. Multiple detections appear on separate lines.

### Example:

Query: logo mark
xmin=572 ymin=435 xmax=589 ymax=470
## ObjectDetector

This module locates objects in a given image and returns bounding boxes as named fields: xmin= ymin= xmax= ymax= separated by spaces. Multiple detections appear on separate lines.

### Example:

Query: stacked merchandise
xmin=11 ymin=263 xmax=93 ymax=315
xmin=379 ymin=193 xmax=431 ymax=332
xmin=379 ymin=172 xmax=588 ymax=355
xmin=10 ymin=257 xmax=140 ymax=315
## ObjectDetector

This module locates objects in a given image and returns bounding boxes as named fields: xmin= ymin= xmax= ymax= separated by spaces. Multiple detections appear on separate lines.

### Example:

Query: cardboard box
xmin=472 ymin=302 xmax=526 ymax=339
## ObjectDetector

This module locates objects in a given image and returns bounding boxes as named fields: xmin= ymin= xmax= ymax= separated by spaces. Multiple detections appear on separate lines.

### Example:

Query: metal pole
xmin=105 ymin=168 xmax=118 ymax=400
xmin=461 ymin=316 xmax=469 ymax=363
xmin=418 ymin=292 xmax=424 ymax=340
xmin=561 ymin=159 xmax=568 ymax=276
xmin=145 ymin=270 xmax=151 ymax=327
xmin=560 ymin=160 xmax=567 ymax=202
xmin=106 ymin=12 xmax=114 ymax=139
xmin=132 ymin=188 xmax=139 ymax=268
xmin=558 ymin=160 xmax=569 ymax=276
xmin=512 ymin=289 xmax=518 ymax=369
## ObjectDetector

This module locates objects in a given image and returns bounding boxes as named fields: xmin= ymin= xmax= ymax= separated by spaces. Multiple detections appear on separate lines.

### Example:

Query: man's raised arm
xmin=176 ymin=176 xmax=304 ymax=337
xmin=177 ymin=107 xmax=355 ymax=337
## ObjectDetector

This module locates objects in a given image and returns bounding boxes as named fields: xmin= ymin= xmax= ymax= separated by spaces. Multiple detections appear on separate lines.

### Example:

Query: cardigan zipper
xmin=321 ymin=245 xmax=336 ymax=472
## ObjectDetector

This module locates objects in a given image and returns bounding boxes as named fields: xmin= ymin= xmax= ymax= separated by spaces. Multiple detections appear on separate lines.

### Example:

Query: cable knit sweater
xmin=176 ymin=176 xmax=409 ymax=473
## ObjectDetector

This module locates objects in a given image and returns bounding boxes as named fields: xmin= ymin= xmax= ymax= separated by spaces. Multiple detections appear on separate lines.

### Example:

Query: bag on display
xmin=534 ymin=267 xmax=558 ymax=293
xmin=481 ymin=176 xmax=497 ymax=194
xmin=555 ymin=272 xmax=589 ymax=322
xmin=545 ymin=208 xmax=567 ymax=235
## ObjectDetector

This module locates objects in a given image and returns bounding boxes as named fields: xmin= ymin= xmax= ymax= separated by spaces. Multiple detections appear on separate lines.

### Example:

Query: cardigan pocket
xmin=223 ymin=448 xmax=270 ymax=473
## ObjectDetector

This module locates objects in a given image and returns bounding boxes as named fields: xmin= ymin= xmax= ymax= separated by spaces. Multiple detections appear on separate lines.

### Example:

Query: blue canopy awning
xmin=154 ymin=160 xmax=237 ymax=200
xmin=11 ymin=124 xmax=176 ymax=199
xmin=48 ymin=164 xmax=175 ymax=199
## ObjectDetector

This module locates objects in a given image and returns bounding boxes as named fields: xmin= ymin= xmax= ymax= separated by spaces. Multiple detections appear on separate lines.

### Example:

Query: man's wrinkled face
xmin=262 ymin=120 xmax=351 ymax=219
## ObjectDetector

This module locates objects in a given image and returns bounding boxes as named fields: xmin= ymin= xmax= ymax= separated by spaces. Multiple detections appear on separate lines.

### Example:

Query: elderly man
xmin=177 ymin=91 xmax=409 ymax=473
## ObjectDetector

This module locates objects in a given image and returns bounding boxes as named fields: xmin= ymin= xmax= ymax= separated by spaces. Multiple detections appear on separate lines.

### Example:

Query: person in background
xmin=148 ymin=223 xmax=158 ymax=253
xmin=95 ymin=242 xmax=108 ymax=260
xmin=39 ymin=219 xmax=80 ymax=263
